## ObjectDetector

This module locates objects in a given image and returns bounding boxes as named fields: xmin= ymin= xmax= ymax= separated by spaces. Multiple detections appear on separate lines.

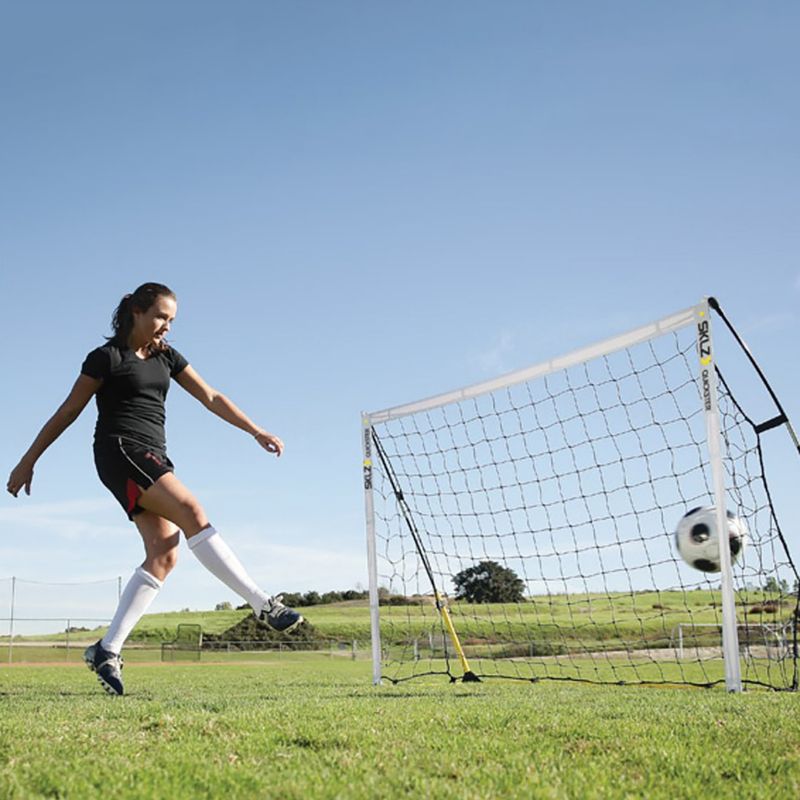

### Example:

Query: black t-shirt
xmin=81 ymin=343 xmax=189 ymax=450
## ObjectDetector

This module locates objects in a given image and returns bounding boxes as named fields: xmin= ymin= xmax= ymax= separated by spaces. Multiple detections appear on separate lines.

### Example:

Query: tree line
xmin=214 ymin=560 xmax=794 ymax=611
xmin=214 ymin=560 xmax=527 ymax=610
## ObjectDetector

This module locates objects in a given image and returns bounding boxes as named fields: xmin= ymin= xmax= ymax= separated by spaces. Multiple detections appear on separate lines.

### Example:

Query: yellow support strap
xmin=435 ymin=593 xmax=480 ymax=682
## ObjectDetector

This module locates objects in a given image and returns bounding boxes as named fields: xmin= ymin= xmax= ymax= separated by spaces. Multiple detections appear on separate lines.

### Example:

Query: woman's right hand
xmin=7 ymin=459 xmax=34 ymax=497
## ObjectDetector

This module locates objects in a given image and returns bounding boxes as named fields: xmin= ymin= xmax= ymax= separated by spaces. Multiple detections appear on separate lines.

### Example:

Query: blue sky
xmin=1 ymin=2 xmax=799 ymax=626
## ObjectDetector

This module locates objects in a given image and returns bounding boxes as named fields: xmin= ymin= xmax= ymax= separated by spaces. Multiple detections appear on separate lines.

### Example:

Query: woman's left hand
xmin=253 ymin=430 xmax=284 ymax=457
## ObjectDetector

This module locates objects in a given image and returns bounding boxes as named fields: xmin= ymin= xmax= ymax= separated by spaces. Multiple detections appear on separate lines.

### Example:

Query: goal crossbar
xmin=365 ymin=305 xmax=697 ymax=424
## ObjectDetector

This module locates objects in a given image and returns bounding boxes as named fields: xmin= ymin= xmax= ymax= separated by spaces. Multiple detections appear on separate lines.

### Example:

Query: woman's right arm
xmin=6 ymin=374 xmax=102 ymax=497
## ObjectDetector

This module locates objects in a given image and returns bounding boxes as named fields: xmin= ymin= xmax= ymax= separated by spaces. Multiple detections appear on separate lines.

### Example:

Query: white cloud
xmin=476 ymin=330 xmax=515 ymax=375
xmin=0 ymin=497 xmax=113 ymax=519
xmin=741 ymin=311 xmax=796 ymax=335
xmin=233 ymin=528 xmax=367 ymax=592
xmin=0 ymin=498 xmax=369 ymax=621
xmin=0 ymin=498 xmax=125 ymax=541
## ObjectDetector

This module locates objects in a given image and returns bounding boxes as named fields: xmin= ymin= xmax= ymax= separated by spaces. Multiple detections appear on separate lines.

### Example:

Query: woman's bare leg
xmin=136 ymin=510 xmax=181 ymax=580
xmin=135 ymin=472 xmax=209 ymax=537
xmin=134 ymin=472 xmax=303 ymax=631
xmin=137 ymin=472 xmax=271 ymax=613
xmin=100 ymin=511 xmax=178 ymax=654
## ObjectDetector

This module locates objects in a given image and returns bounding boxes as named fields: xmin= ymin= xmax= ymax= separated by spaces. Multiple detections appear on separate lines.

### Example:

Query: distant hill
xmin=203 ymin=614 xmax=319 ymax=644
xmin=127 ymin=601 xmax=374 ymax=644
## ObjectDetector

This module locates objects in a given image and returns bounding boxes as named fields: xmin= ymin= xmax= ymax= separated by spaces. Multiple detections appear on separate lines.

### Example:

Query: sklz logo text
xmin=701 ymin=367 xmax=712 ymax=411
xmin=697 ymin=317 xmax=713 ymax=410
xmin=697 ymin=320 xmax=712 ymax=366
xmin=363 ymin=427 xmax=372 ymax=490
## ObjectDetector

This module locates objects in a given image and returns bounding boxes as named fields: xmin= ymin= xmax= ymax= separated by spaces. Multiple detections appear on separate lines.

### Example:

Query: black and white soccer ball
xmin=675 ymin=506 xmax=748 ymax=573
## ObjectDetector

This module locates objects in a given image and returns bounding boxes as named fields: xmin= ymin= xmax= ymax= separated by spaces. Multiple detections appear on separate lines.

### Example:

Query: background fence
xmin=1 ymin=575 xmax=122 ymax=663
xmin=0 ymin=575 xmax=372 ymax=665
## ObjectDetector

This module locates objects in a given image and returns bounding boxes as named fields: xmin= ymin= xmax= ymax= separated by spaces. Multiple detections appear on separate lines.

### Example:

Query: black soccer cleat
xmin=255 ymin=595 xmax=304 ymax=633
xmin=84 ymin=640 xmax=124 ymax=696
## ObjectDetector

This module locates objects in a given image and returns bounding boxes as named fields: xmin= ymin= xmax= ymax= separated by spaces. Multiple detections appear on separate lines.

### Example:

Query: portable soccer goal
xmin=161 ymin=623 xmax=203 ymax=662
xmin=362 ymin=298 xmax=799 ymax=691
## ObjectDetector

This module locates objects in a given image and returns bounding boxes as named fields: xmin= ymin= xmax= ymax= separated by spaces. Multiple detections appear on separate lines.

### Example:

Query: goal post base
xmin=450 ymin=671 xmax=481 ymax=683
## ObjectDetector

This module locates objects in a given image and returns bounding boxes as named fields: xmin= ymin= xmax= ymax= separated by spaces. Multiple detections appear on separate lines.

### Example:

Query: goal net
xmin=161 ymin=623 xmax=203 ymax=662
xmin=362 ymin=299 xmax=799 ymax=690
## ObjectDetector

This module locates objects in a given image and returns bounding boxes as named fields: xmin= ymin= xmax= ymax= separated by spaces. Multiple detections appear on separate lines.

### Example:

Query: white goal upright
xmin=362 ymin=298 xmax=799 ymax=691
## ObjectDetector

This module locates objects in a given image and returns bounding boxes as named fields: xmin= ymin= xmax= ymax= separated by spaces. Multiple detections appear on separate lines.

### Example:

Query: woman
xmin=6 ymin=282 xmax=302 ymax=696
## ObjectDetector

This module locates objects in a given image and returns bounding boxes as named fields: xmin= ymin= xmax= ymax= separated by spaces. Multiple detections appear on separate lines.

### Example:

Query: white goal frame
xmin=362 ymin=298 xmax=742 ymax=690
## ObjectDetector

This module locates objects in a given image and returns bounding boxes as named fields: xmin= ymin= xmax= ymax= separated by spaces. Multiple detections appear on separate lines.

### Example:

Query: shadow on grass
xmin=368 ymin=690 xmax=482 ymax=700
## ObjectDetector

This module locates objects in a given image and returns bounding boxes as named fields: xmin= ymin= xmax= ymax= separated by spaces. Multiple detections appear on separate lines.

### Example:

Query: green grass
xmin=1 ymin=658 xmax=799 ymax=799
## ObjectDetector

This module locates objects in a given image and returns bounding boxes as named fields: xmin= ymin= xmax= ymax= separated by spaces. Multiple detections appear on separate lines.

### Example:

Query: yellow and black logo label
xmin=363 ymin=425 xmax=372 ymax=490
xmin=697 ymin=314 xmax=712 ymax=367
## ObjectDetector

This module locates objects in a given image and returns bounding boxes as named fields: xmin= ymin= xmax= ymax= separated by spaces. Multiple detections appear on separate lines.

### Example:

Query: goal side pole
xmin=362 ymin=414 xmax=383 ymax=685
xmin=696 ymin=300 xmax=742 ymax=692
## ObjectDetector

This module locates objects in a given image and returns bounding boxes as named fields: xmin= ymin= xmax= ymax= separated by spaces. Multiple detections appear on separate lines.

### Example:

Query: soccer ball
xmin=675 ymin=506 xmax=748 ymax=573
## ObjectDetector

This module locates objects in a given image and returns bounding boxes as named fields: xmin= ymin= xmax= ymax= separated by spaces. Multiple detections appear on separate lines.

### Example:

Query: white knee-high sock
xmin=187 ymin=526 xmax=270 ymax=614
xmin=101 ymin=567 xmax=163 ymax=654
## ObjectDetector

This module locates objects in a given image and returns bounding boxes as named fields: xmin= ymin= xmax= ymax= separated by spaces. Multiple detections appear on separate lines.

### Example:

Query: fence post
xmin=7 ymin=577 xmax=16 ymax=664
xmin=65 ymin=619 xmax=70 ymax=661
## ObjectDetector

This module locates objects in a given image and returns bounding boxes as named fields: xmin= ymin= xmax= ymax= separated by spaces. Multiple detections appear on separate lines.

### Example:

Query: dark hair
xmin=108 ymin=282 xmax=176 ymax=353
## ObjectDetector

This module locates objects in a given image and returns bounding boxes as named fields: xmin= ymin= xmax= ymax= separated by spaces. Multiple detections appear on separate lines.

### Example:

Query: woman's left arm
xmin=174 ymin=365 xmax=283 ymax=456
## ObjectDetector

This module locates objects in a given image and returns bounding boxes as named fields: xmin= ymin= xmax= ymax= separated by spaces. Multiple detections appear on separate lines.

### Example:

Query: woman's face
xmin=133 ymin=294 xmax=177 ymax=347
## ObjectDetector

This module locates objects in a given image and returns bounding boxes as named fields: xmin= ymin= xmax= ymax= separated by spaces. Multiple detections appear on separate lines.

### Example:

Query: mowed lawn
xmin=1 ymin=658 xmax=799 ymax=799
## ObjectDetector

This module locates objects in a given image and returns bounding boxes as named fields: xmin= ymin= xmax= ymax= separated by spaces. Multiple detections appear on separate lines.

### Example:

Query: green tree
xmin=303 ymin=591 xmax=321 ymax=606
xmin=452 ymin=560 xmax=525 ymax=603
xmin=763 ymin=576 xmax=790 ymax=594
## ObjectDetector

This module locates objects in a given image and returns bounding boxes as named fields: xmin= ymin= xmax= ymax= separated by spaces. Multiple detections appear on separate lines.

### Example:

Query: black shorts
xmin=94 ymin=436 xmax=175 ymax=520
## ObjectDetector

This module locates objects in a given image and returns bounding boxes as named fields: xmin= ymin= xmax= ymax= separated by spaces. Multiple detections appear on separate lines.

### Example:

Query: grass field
xmin=1 ymin=657 xmax=799 ymax=799
xmin=5 ymin=591 xmax=796 ymax=691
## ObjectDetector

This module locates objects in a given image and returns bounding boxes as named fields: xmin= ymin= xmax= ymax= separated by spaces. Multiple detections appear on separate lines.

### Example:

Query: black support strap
xmin=754 ymin=414 xmax=788 ymax=435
